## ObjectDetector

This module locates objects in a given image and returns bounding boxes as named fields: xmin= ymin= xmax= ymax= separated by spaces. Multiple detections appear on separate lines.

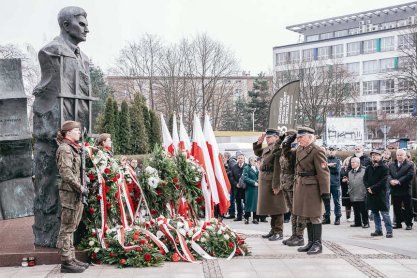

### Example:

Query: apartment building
xmin=273 ymin=2 xmax=417 ymax=139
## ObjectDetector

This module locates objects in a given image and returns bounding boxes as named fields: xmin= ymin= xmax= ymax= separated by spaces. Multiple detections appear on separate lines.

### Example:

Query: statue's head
xmin=58 ymin=6 xmax=88 ymax=45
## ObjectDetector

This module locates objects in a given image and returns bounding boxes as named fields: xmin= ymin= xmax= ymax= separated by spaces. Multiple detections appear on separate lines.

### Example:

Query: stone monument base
xmin=0 ymin=216 xmax=87 ymax=267
xmin=0 ymin=177 xmax=34 ymax=220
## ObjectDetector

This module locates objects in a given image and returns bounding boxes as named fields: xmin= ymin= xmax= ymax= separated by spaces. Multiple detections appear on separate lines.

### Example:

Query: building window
xmin=347 ymin=42 xmax=361 ymax=56
xmin=381 ymin=36 xmax=394 ymax=52
xmin=381 ymin=100 xmax=395 ymax=114
xmin=276 ymin=52 xmax=287 ymax=65
xmin=398 ymin=79 xmax=413 ymax=92
xmin=363 ymin=80 xmax=379 ymax=95
xmin=346 ymin=62 xmax=360 ymax=75
xmin=302 ymin=49 xmax=314 ymax=61
xmin=380 ymin=58 xmax=396 ymax=72
xmin=398 ymin=34 xmax=414 ymax=49
xmin=380 ymin=79 xmax=395 ymax=94
xmin=349 ymin=27 xmax=360 ymax=35
xmin=320 ymin=32 xmax=333 ymax=40
xmin=380 ymin=21 xmax=396 ymax=30
xmin=332 ymin=44 xmax=343 ymax=58
xmin=363 ymin=60 xmax=378 ymax=74
xmin=306 ymin=35 xmax=319 ymax=42
xmin=334 ymin=29 xmax=348 ymax=38
xmin=363 ymin=39 xmax=377 ymax=54
xmin=365 ymin=102 xmax=377 ymax=114
xmin=289 ymin=51 xmax=300 ymax=64
xmin=317 ymin=46 xmax=331 ymax=60
xmin=398 ymin=99 xmax=413 ymax=114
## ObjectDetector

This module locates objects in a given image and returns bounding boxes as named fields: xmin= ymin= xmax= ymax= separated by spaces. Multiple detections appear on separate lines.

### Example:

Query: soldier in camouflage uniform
xmin=280 ymin=130 xmax=306 ymax=247
xmin=56 ymin=121 xmax=89 ymax=273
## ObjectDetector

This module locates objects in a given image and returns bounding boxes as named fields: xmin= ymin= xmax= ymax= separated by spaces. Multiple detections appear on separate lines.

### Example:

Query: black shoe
xmin=233 ymin=217 xmax=242 ymax=221
xmin=362 ymin=223 xmax=370 ymax=228
xmin=61 ymin=261 xmax=85 ymax=273
xmin=322 ymin=217 xmax=330 ymax=224
xmin=334 ymin=217 xmax=340 ymax=225
xmin=371 ymin=231 xmax=383 ymax=236
xmin=282 ymin=235 xmax=296 ymax=245
xmin=406 ymin=225 xmax=413 ymax=230
xmin=252 ymin=220 xmax=259 ymax=224
xmin=224 ymin=215 xmax=235 ymax=219
xmin=262 ymin=230 xmax=274 ymax=238
xmin=350 ymin=224 xmax=362 ymax=227
xmin=73 ymin=258 xmax=89 ymax=269
xmin=386 ymin=232 xmax=393 ymax=238
xmin=287 ymin=236 xmax=305 ymax=247
xmin=268 ymin=233 xmax=283 ymax=241
xmin=393 ymin=225 xmax=402 ymax=229
xmin=307 ymin=241 xmax=322 ymax=255
xmin=260 ymin=219 xmax=268 ymax=223
xmin=244 ymin=219 xmax=249 ymax=224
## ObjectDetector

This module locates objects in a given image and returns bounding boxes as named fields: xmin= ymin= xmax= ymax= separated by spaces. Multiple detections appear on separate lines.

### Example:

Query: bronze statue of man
xmin=32 ymin=6 xmax=92 ymax=247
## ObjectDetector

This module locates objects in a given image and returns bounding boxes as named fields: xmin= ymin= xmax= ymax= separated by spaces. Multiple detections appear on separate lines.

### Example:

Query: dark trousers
xmin=392 ymin=195 xmax=413 ymax=226
xmin=245 ymin=211 xmax=258 ymax=220
xmin=228 ymin=188 xmax=236 ymax=217
xmin=236 ymin=197 xmax=244 ymax=218
xmin=352 ymin=201 xmax=368 ymax=226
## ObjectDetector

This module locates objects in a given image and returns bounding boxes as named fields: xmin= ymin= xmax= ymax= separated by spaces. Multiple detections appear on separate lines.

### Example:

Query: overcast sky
xmin=0 ymin=0 xmax=413 ymax=75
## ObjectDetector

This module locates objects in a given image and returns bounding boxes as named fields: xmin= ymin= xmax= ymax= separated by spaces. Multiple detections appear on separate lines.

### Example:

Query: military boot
xmin=286 ymin=235 xmax=305 ymax=246
xmin=282 ymin=235 xmax=296 ymax=245
xmin=262 ymin=229 xmax=274 ymax=238
xmin=71 ymin=252 xmax=89 ymax=269
xmin=297 ymin=223 xmax=313 ymax=252
xmin=307 ymin=224 xmax=322 ymax=255
xmin=61 ymin=260 xmax=85 ymax=273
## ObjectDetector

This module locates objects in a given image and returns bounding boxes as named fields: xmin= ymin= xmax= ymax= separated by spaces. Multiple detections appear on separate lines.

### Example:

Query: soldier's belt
xmin=298 ymin=171 xmax=317 ymax=177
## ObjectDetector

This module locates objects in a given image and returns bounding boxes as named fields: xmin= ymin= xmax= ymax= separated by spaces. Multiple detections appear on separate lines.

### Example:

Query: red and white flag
xmin=160 ymin=113 xmax=174 ymax=155
xmin=179 ymin=115 xmax=191 ymax=153
xmin=203 ymin=114 xmax=231 ymax=215
xmin=172 ymin=113 xmax=179 ymax=153
xmin=190 ymin=114 xmax=219 ymax=219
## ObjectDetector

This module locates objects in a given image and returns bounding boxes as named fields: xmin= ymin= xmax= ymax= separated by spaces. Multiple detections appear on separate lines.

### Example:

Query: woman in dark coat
xmin=243 ymin=156 xmax=260 ymax=224
xmin=340 ymin=157 xmax=352 ymax=221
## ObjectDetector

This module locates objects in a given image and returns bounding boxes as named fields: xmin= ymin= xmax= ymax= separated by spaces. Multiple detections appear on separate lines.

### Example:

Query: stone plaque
xmin=0 ymin=58 xmax=34 ymax=220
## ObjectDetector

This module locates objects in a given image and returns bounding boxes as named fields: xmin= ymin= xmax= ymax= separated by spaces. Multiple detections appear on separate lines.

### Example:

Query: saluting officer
xmin=56 ymin=121 xmax=89 ymax=273
xmin=293 ymin=127 xmax=330 ymax=255
xmin=253 ymin=128 xmax=288 ymax=241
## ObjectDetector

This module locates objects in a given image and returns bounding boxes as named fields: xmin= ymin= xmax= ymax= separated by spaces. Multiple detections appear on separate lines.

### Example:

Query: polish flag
xmin=179 ymin=115 xmax=191 ymax=153
xmin=172 ymin=113 xmax=179 ymax=152
xmin=160 ymin=113 xmax=174 ymax=155
xmin=190 ymin=114 xmax=219 ymax=219
xmin=203 ymin=114 xmax=231 ymax=215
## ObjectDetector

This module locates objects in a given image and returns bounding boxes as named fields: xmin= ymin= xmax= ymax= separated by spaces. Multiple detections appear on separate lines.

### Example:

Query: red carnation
xmin=139 ymin=239 xmax=146 ymax=245
xmin=91 ymin=231 xmax=97 ymax=236
xmin=89 ymin=207 xmax=95 ymax=214
xmin=115 ymin=192 xmax=120 ymax=199
xmin=151 ymin=209 xmax=157 ymax=215
xmin=171 ymin=252 xmax=181 ymax=262
xmin=156 ymin=189 xmax=161 ymax=195
xmin=201 ymin=205 xmax=205 ymax=211
xmin=105 ymin=186 xmax=110 ymax=193
xmin=136 ymin=246 xmax=142 ymax=252
xmin=106 ymin=202 xmax=112 ymax=209
xmin=149 ymin=220 xmax=155 ymax=225
xmin=109 ymin=251 xmax=115 ymax=257
xmin=144 ymin=253 xmax=152 ymax=262
xmin=228 ymin=242 xmax=234 ymax=249
xmin=104 ymin=168 xmax=111 ymax=173
xmin=159 ymin=250 xmax=165 ymax=255
xmin=133 ymin=234 xmax=139 ymax=241
xmin=196 ymin=196 xmax=204 ymax=203
xmin=173 ymin=177 xmax=178 ymax=183
xmin=236 ymin=249 xmax=241 ymax=255
xmin=116 ymin=173 xmax=121 ymax=179
xmin=238 ymin=239 xmax=245 ymax=245
xmin=119 ymin=258 xmax=126 ymax=265
xmin=134 ymin=230 xmax=140 ymax=236
xmin=96 ymin=194 xmax=102 ymax=201
xmin=89 ymin=174 xmax=95 ymax=182
xmin=84 ymin=142 xmax=90 ymax=147
xmin=196 ymin=181 xmax=201 ymax=188
xmin=91 ymin=253 xmax=97 ymax=260
xmin=161 ymin=182 xmax=166 ymax=187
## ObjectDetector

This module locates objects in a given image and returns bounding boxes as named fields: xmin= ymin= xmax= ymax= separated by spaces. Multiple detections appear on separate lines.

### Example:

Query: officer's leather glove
xmin=279 ymin=133 xmax=286 ymax=141
xmin=321 ymin=193 xmax=331 ymax=201
xmin=282 ymin=134 xmax=296 ymax=145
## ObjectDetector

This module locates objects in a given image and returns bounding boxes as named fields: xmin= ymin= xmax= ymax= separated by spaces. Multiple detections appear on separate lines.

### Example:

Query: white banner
xmin=326 ymin=117 xmax=364 ymax=147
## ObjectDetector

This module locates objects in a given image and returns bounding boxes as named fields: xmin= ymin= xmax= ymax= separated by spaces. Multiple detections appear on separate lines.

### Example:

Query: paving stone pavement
xmin=1 ymin=217 xmax=417 ymax=278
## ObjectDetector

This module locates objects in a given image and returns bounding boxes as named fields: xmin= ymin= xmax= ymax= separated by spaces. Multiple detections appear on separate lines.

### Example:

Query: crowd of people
xmin=221 ymin=130 xmax=417 ymax=253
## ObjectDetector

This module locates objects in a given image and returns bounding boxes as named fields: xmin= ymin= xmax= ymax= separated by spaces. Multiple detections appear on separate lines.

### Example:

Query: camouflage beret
xmin=97 ymin=133 xmax=111 ymax=145
xmin=296 ymin=126 xmax=315 ymax=137
xmin=61 ymin=121 xmax=81 ymax=131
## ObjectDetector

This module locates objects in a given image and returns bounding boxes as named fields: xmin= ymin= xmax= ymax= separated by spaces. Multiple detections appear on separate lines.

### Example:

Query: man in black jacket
xmin=388 ymin=149 xmax=415 ymax=230
xmin=229 ymin=154 xmax=247 ymax=221
xmin=349 ymin=145 xmax=372 ymax=170
xmin=364 ymin=150 xmax=393 ymax=238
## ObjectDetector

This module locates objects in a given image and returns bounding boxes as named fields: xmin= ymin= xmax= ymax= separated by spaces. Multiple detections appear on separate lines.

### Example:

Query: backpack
xmin=237 ymin=176 xmax=247 ymax=190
